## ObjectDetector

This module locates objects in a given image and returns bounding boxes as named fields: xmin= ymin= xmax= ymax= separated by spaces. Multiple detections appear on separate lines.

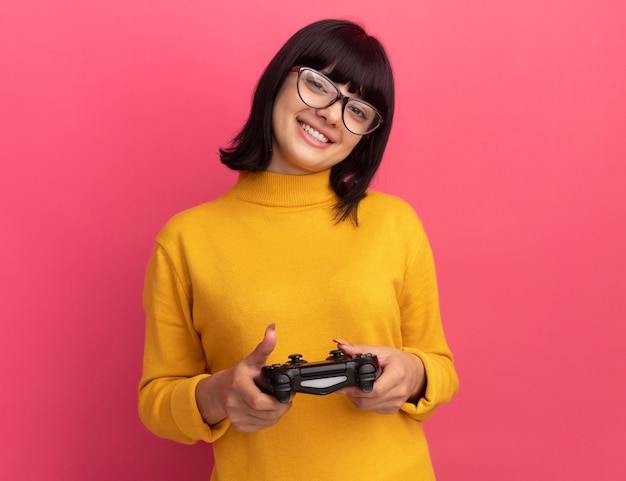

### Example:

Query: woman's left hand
xmin=333 ymin=340 xmax=426 ymax=414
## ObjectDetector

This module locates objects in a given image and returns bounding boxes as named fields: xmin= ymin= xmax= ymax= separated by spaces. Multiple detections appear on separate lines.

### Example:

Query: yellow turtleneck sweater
xmin=139 ymin=169 xmax=458 ymax=480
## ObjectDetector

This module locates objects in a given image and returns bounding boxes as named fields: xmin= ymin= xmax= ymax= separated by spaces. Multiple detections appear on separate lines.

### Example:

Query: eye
xmin=305 ymin=77 xmax=329 ymax=94
xmin=346 ymin=102 xmax=371 ymax=122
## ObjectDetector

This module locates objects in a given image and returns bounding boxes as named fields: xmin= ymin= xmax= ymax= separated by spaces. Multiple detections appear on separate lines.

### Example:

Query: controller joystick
xmin=326 ymin=349 xmax=347 ymax=360
xmin=258 ymin=348 xmax=381 ymax=403
xmin=288 ymin=354 xmax=306 ymax=364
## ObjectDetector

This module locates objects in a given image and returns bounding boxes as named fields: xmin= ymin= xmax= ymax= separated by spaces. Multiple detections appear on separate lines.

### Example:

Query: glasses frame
xmin=290 ymin=66 xmax=384 ymax=136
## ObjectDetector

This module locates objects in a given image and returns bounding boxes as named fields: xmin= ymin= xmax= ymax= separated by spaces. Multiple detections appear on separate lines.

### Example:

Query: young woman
xmin=139 ymin=19 xmax=458 ymax=480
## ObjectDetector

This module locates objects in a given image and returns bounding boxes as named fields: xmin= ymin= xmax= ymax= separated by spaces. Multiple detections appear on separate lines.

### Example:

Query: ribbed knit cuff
xmin=171 ymin=374 xmax=231 ymax=443
xmin=400 ymin=348 xmax=443 ymax=421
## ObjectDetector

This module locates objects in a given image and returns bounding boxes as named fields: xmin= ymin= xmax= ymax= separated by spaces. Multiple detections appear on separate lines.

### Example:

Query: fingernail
xmin=333 ymin=338 xmax=348 ymax=346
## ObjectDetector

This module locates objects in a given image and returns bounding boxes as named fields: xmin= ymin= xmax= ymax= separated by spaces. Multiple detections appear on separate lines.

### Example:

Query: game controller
xmin=258 ymin=349 xmax=381 ymax=403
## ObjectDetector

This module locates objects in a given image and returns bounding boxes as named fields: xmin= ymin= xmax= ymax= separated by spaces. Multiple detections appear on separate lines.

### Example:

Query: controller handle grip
xmin=358 ymin=363 xmax=377 ymax=393
xmin=270 ymin=373 xmax=292 ymax=404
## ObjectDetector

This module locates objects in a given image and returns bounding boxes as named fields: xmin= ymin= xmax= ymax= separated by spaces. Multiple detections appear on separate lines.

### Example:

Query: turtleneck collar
xmin=227 ymin=169 xmax=337 ymax=207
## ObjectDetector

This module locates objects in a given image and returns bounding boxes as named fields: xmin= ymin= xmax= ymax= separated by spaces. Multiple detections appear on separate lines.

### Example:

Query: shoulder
xmin=360 ymin=192 xmax=436 ymax=267
xmin=154 ymin=198 xmax=229 ymax=249
xmin=360 ymin=191 xmax=424 ymax=230
xmin=160 ymin=202 xmax=211 ymax=232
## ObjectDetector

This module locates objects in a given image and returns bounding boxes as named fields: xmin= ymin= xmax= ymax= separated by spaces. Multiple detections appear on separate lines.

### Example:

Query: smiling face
xmin=268 ymin=72 xmax=363 ymax=175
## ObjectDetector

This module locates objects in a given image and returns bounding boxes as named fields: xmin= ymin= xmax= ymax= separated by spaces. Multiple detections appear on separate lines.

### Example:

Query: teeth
xmin=299 ymin=122 xmax=330 ymax=143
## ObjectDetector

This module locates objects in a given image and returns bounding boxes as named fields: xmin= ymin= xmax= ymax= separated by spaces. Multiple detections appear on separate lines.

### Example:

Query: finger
xmin=332 ymin=339 xmax=370 ymax=356
xmin=246 ymin=323 xmax=277 ymax=368
xmin=232 ymin=402 xmax=291 ymax=432
xmin=335 ymin=386 xmax=362 ymax=397
xmin=239 ymin=395 xmax=293 ymax=428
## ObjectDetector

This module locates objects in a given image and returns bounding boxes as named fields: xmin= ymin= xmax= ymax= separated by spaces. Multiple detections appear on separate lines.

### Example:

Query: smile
xmin=298 ymin=121 xmax=331 ymax=143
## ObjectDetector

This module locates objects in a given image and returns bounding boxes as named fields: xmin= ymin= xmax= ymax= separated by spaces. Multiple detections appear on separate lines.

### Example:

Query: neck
xmin=229 ymin=169 xmax=336 ymax=207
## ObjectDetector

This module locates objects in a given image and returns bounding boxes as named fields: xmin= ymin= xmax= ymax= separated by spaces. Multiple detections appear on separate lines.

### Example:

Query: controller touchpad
xmin=300 ymin=376 xmax=348 ymax=388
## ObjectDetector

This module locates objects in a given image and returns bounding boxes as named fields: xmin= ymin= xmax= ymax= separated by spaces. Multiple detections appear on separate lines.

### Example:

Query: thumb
xmin=246 ymin=323 xmax=277 ymax=368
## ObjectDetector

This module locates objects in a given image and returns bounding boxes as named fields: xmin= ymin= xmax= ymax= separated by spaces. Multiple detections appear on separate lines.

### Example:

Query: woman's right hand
xmin=195 ymin=323 xmax=292 ymax=432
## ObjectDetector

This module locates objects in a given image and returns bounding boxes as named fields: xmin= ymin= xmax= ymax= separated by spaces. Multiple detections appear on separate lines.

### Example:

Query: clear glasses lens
xmin=297 ymin=68 xmax=382 ymax=135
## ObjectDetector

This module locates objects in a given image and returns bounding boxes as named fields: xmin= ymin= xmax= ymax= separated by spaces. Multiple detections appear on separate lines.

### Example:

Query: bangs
xmin=294 ymin=32 xmax=393 ymax=115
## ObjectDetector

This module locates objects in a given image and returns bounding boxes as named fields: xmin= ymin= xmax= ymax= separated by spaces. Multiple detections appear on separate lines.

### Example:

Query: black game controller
xmin=258 ymin=349 xmax=381 ymax=403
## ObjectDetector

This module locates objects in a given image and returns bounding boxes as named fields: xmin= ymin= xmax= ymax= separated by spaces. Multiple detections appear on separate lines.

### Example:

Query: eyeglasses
xmin=291 ymin=66 xmax=384 ymax=135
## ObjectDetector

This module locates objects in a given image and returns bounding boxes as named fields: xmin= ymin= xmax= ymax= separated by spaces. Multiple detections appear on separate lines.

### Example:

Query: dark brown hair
xmin=220 ymin=19 xmax=395 ymax=224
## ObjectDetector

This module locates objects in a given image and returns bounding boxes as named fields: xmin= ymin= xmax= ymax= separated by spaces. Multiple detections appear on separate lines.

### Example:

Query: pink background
xmin=1 ymin=1 xmax=625 ymax=479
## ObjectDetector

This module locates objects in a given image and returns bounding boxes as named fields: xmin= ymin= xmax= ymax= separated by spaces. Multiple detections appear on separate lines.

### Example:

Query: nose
xmin=315 ymin=100 xmax=343 ymax=127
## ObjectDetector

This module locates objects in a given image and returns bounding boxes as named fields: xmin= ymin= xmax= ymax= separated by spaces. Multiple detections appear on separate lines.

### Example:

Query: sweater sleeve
xmin=138 ymin=241 xmax=231 ymax=444
xmin=398 ymin=223 xmax=459 ymax=421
